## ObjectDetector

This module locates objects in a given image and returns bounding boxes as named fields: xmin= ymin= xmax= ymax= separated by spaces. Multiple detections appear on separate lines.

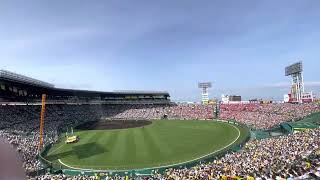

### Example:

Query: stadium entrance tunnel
xmin=75 ymin=120 xmax=152 ymax=130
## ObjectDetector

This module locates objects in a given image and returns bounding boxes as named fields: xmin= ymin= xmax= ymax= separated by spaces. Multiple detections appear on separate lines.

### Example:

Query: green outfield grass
xmin=45 ymin=120 xmax=248 ymax=170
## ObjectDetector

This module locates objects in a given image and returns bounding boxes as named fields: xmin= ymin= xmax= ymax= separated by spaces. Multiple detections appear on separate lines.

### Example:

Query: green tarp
xmin=281 ymin=112 xmax=320 ymax=132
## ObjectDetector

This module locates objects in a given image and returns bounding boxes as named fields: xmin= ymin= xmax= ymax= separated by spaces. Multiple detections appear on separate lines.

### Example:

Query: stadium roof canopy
xmin=0 ymin=69 xmax=55 ymax=88
xmin=113 ymin=90 xmax=169 ymax=95
xmin=51 ymin=88 xmax=170 ymax=97
xmin=0 ymin=70 xmax=170 ymax=101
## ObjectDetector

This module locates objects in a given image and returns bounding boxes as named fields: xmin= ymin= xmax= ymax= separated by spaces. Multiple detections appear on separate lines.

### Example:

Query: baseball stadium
xmin=3 ymin=0 xmax=320 ymax=179
xmin=0 ymin=64 xmax=320 ymax=180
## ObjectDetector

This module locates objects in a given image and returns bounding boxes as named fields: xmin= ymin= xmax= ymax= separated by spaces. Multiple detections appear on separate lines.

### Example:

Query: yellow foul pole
xmin=39 ymin=94 xmax=46 ymax=152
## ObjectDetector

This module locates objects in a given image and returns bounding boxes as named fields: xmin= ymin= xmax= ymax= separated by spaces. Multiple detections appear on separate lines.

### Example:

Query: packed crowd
xmin=219 ymin=103 xmax=320 ymax=129
xmin=112 ymin=104 xmax=214 ymax=120
xmin=165 ymin=104 xmax=214 ymax=120
xmin=0 ymin=103 xmax=319 ymax=179
xmin=0 ymin=105 xmax=109 ymax=175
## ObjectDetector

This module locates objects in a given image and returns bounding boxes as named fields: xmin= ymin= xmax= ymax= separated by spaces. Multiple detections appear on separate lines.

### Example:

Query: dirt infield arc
xmin=75 ymin=120 xmax=152 ymax=130
xmin=44 ymin=120 xmax=249 ymax=171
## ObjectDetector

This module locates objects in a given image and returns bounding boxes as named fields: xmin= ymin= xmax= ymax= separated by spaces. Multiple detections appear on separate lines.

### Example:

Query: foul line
xmin=47 ymin=143 xmax=65 ymax=156
xmin=57 ymin=122 xmax=242 ymax=172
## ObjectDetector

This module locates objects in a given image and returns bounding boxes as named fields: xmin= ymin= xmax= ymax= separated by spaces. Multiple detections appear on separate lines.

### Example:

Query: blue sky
xmin=0 ymin=0 xmax=320 ymax=101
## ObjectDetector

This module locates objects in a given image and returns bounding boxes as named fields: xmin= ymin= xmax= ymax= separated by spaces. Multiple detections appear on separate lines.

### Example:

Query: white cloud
xmin=264 ymin=81 xmax=320 ymax=88
xmin=305 ymin=81 xmax=320 ymax=86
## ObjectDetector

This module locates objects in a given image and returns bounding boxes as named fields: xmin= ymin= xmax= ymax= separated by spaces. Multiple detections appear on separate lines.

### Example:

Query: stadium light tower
xmin=198 ymin=82 xmax=212 ymax=104
xmin=285 ymin=61 xmax=304 ymax=103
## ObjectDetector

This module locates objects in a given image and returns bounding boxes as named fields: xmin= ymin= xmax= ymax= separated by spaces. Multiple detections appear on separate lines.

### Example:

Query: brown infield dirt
xmin=75 ymin=120 xmax=152 ymax=130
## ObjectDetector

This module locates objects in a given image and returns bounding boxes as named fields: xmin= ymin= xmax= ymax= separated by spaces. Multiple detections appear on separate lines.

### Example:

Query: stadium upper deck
xmin=0 ymin=70 xmax=170 ymax=104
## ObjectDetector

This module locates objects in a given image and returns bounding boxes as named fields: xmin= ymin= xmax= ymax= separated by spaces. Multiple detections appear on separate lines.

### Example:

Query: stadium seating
xmin=220 ymin=103 xmax=320 ymax=129
xmin=0 ymin=103 xmax=319 ymax=179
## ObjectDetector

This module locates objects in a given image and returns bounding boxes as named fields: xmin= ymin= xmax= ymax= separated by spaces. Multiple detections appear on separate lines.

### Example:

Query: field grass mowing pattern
xmin=46 ymin=120 xmax=245 ymax=170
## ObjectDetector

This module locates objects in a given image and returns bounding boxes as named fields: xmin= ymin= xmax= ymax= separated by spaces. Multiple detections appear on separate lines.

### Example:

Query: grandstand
xmin=0 ymin=70 xmax=319 ymax=180
xmin=0 ymin=70 xmax=170 ymax=104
